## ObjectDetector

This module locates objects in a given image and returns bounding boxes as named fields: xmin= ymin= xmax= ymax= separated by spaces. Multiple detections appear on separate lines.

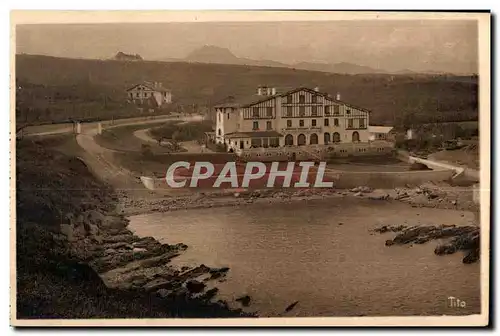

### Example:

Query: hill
xmin=15 ymin=54 xmax=478 ymax=125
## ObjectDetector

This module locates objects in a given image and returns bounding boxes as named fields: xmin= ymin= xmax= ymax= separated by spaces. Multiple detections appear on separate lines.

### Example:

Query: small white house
xmin=368 ymin=126 xmax=394 ymax=141
xmin=126 ymin=82 xmax=172 ymax=107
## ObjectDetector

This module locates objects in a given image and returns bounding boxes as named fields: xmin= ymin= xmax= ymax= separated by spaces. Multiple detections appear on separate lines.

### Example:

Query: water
xmin=128 ymin=198 xmax=481 ymax=317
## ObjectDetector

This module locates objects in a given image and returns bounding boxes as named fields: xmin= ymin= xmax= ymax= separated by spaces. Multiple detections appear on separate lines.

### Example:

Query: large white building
xmin=213 ymin=86 xmax=371 ymax=152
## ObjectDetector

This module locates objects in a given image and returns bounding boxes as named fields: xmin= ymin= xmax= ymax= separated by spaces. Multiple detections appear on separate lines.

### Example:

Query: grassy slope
xmin=16 ymin=54 xmax=478 ymax=125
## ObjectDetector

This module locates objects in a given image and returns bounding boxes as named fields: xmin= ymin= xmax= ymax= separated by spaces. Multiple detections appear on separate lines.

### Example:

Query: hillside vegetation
xmin=16 ymin=54 xmax=478 ymax=126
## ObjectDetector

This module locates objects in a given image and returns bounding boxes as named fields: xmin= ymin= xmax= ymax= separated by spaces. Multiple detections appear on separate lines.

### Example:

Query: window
xmin=299 ymin=120 xmax=304 ymax=127
xmin=286 ymin=106 xmax=292 ymax=116
xmin=266 ymin=121 xmax=272 ymax=130
xmin=311 ymin=95 xmax=317 ymax=103
xmin=287 ymin=95 xmax=293 ymax=104
xmin=299 ymin=95 xmax=305 ymax=103
xmin=324 ymin=119 xmax=329 ymax=126
xmin=312 ymin=119 xmax=317 ymax=127
xmin=299 ymin=106 xmax=305 ymax=116
xmin=334 ymin=118 xmax=339 ymax=126
xmin=253 ymin=121 xmax=259 ymax=130
xmin=144 ymin=93 xmax=148 ymax=97
xmin=251 ymin=138 xmax=262 ymax=148
xmin=333 ymin=105 xmax=340 ymax=114
xmin=359 ymin=118 xmax=365 ymax=128
xmin=348 ymin=119 xmax=353 ymax=128
xmin=346 ymin=109 xmax=351 ymax=115
xmin=312 ymin=106 xmax=318 ymax=116
xmin=218 ymin=129 xmax=221 ymax=136
xmin=266 ymin=107 xmax=273 ymax=117
xmin=287 ymin=120 xmax=292 ymax=127
xmin=227 ymin=113 xmax=230 ymax=119
xmin=136 ymin=93 xmax=140 ymax=97
xmin=270 ymin=137 xmax=279 ymax=147
xmin=253 ymin=107 xmax=259 ymax=118
xmin=325 ymin=106 xmax=330 ymax=116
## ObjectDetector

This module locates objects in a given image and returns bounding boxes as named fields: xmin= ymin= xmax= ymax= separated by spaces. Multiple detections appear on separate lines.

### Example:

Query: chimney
xmin=257 ymin=87 xmax=262 ymax=96
xmin=267 ymin=87 xmax=272 ymax=96
xmin=336 ymin=92 xmax=341 ymax=100
xmin=314 ymin=87 xmax=319 ymax=92
xmin=271 ymin=87 xmax=276 ymax=95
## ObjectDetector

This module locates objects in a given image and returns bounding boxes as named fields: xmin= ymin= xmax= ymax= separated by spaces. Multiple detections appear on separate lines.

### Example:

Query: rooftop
xmin=368 ymin=126 xmax=394 ymax=134
xmin=213 ymin=87 xmax=371 ymax=113
xmin=126 ymin=82 xmax=170 ymax=93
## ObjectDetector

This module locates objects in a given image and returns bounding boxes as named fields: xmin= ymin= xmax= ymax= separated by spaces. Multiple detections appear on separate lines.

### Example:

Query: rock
xmin=133 ymin=236 xmax=160 ymax=249
xmin=217 ymin=300 xmax=229 ymax=308
xmin=368 ymin=190 xmax=389 ymax=201
xmin=185 ymin=280 xmax=206 ymax=293
xmin=236 ymin=295 xmax=251 ymax=307
xmin=201 ymin=288 xmax=219 ymax=301
xmin=338 ymin=222 xmax=343 ymax=226
xmin=452 ymin=200 xmax=457 ymax=205
xmin=103 ymin=234 xmax=139 ymax=244
xmin=374 ymin=225 xmax=389 ymax=233
xmin=133 ymin=247 xmax=148 ymax=253
xmin=385 ymin=240 xmax=394 ymax=246
xmin=284 ymin=301 xmax=299 ymax=313
xmin=144 ymin=278 xmax=175 ymax=292
xmin=104 ymin=242 xmax=134 ymax=250
xmin=463 ymin=248 xmax=480 ymax=264
xmin=209 ymin=267 xmax=230 ymax=274
xmin=434 ymin=244 xmax=457 ymax=255
xmin=354 ymin=192 xmax=363 ymax=197
xmin=234 ymin=192 xmax=240 ymax=198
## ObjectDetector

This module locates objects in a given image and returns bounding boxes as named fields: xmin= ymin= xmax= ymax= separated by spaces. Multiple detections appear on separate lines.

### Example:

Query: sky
xmin=15 ymin=20 xmax=479 ymax=73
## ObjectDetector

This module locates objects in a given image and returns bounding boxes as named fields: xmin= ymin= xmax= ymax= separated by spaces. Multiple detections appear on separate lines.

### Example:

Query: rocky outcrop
xmin=16 ymin=139 xmax=250 ymax=319
xmin=374 ymin=224 xmax=480 ymax=264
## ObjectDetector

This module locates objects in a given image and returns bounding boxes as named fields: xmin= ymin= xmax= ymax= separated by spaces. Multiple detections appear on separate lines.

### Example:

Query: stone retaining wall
xmin=237 ymin=142 xmax=395 ymax=162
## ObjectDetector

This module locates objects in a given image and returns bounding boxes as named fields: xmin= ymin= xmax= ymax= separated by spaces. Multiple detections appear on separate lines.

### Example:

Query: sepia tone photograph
xmin=10 ymin=11 xmax=490 ymax=327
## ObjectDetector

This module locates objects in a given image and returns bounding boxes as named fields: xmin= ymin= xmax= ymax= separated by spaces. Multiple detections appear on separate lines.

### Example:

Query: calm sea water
xmin=128 ymin=198 xmax=481 ymax=317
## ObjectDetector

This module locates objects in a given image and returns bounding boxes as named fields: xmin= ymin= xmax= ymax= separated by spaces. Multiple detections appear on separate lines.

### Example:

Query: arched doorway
xmin=285 ymin=134 xmax=294 ymax=146
xmin=297 ymin=134 xmax=306 ymax=146
xmin=332 ymin=132 xmax=341 ymax=143
xmin=352 ymin=131 xmax=360 ymax=142
xmin=324 ymin=132 xmax=331 ymax=144
xmin=310 ymin=133 xmax=318 ymax=145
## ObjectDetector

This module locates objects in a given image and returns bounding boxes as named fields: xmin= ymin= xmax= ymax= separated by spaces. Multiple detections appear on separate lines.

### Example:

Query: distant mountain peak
xmin=113 ymin=51 xmax=143 ymax=61
xmin=185 ymin=45 xmax=239 ymax=63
